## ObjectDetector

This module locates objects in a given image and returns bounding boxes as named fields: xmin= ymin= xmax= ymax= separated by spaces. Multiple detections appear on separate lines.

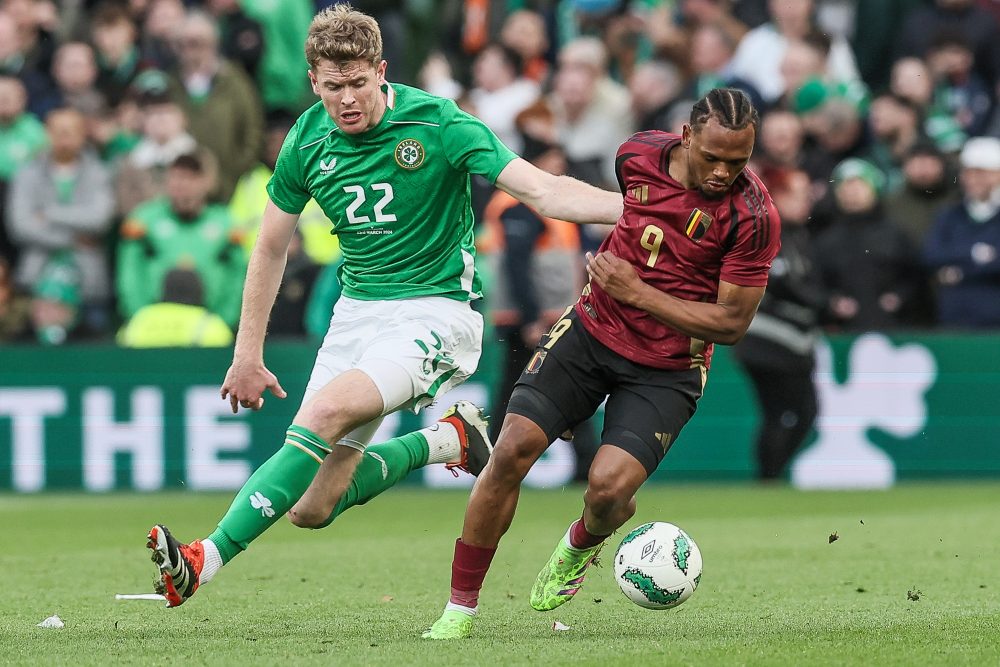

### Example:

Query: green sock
xmin=208 ymin=425 xmax=329 ymax=563
xmin=319 ymin=432 xmax=429 ymax=528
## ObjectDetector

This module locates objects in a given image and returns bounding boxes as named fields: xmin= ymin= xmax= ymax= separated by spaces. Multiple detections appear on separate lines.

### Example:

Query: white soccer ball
xmin=613 ymin=521 xmax=703 ymax=610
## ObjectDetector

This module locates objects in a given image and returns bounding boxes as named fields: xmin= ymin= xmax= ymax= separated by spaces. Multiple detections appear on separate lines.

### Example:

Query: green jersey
xmin=0 ymin=113 xmax=47 ymax=181
xmin=267 ymin=83 xmax=518 ymax=302
xmin=117 ymin=198 xmax=247 ymax=326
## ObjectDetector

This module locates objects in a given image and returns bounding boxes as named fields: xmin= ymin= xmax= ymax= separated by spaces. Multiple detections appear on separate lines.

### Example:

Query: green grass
xmin=2 ymin=484 xmax=999 ymax=666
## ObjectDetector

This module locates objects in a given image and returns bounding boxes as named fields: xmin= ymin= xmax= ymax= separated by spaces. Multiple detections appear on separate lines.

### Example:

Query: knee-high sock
xmin=207 ymin=425 xmax=329 ymax=563
xmin=319 ymin=432 xmax=429 ymax=528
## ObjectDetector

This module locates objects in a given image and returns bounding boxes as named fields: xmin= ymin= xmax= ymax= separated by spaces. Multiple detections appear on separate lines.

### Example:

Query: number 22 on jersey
xmin=342 ymin=183 xmax=397 ymax=225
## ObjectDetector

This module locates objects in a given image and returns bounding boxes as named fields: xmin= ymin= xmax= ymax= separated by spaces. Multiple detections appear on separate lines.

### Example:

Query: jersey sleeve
xmin=266 ymin=122 xmax=310 ymax=214
xmin=439 ymin=101 xmax=518 ymax=183
xmin=719 ymin=176 xmax=782 ymax=287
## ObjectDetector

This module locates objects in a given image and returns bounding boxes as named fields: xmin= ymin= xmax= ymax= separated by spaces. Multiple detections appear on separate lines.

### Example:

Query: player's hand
xmin=586 ymin=251 xmax=645 ymax=306
xmin=220 ymin=360 xmax=287 ymax=414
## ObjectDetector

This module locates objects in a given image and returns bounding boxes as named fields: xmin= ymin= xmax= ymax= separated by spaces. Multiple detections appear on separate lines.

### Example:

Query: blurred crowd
xmin=1 ymin=0 xmax=999 ymax=350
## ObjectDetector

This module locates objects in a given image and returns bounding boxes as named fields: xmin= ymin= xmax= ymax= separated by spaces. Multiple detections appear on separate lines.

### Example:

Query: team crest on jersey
xmin=524 ymin=350 xmax=547 ymax=374
xmin=394 ymin=138 xmax=425 ymax=169
xmin=685 ymin=208 xmax=713 ymax=242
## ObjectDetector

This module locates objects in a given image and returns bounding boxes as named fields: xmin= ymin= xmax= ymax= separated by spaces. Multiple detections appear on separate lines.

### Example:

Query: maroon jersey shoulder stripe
xmin=747 ymin=174 xmax=772 ymax=251
xmin=735 ymin=171 xmax=772 ymax=252
xmin=627 ymin=130 xmax=676 ymax=148
xmin=723 ymin=198 xmax=741 ymax=251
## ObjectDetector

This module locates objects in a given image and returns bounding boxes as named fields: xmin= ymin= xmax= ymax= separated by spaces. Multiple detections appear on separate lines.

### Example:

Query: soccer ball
xmin=613 ymin=521 xmax=703 ymax=610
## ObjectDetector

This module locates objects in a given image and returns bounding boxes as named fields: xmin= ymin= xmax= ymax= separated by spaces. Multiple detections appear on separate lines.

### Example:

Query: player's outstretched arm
xmin=220 ymin=198 xmax=298 ymax=413
xmin=586 ymin=251 xmax=764 ymax=345
xmin=494 ymin=157 xmax=622 ymax=225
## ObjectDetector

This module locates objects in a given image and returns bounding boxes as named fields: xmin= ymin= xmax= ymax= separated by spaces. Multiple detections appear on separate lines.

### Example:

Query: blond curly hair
xmin=305 ymin=4 xmax=382 ymax=69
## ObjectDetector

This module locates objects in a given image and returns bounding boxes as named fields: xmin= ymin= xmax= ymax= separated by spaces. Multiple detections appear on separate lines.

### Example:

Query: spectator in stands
xmin=166 ymin=10 xmax=263 ymax=202
xmin=646 ymin=0 xmax=748 ymax=75
xmin=549 ymin=37 xmax=633 ymax=190
xmin=3 ymin=0 xmax=57 ymax=81
xmin=28 ymin=251 xmax=82 ymax=345
xmin=237 ymin=0 xmax=314 ymax=114
xmin=866 ymin=93 xmax=926 ymax=192
xmin=0 ymin=254 xmax=31 ymax=342
xmin=684 ymin=22 xmax=762 ymax=106
xmin=37 ymin=41 xmax=106 ymax=120
xmin=0 ymin=74 xmax=47 ymax=260
xmin=729 ymin=0 xmax=859 ymax=105
xmin=889 ymin=142 xmax=961 ymax=250
xmin=923 ymin=136 xmax=1000 ymax=328
xmin=115 ymin=85 xmax=201 ymax=217
xmin=733 ymin=167 xmax=827 ymax=481
xmin=116 ymin=152 xmax=245 ymax=327
xmin=0 ymin=10 xmax=51 ymax=116
xmin=90 ymin=2 xmax=142 ymax=107
xmin=629 ymin=59 xmax=683 ymax=132
xmin=141 ymin=0 xmax=185 ymax=70
xmin=7 ymin=107 xmax=114 ymax=335
xmin=499 ymin=9 xmax=551 ymax=84
xmin=752 ymin=108 xmax=805 ymax=178
xmin=205 ymin=0 xmax=264 ymax=80
xmin=799 ymin=97 xmax=870 ymax=217
xmin=894 ymin=0 xmax=1000 ymax=85
xmin=850 ymin=0 xmax=925 ymax=92
xmin=417 ymin=51 xmax=463 ymax=100
xmin=781 ymin=32 xmax=867 ymax=116
xmin=117 ymin=267 xmax=233 ymax=347
xmin=889 ymin=55 xmax=966 ymax=154
xmin=887 ymin=142 xmax=960 ymax=326
xmin=890 ymin=57 xmax=935 ymax=111
xmin=229 ymin=111 xmax=337 ymax=265
xmin=468 ymin=43 xmax=539 ymax=154
xmin=815 ymin=158 xmax=919 ymax=331
xmin=92 ymin=86 xmax=143 ymax=162
xmin=925 ymin=32 xmax=995 ymax=139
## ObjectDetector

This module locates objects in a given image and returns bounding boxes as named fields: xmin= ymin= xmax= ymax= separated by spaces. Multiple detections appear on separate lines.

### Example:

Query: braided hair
xmin=689 ymin=88 xmax=759 ymax=133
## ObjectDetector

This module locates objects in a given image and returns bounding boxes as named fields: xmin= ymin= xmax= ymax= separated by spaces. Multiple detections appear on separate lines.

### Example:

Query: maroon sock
xmin=449 ymin=538 xmax=497 ymax=608
xmin=569 ymin=518 xmax=610 ymax=549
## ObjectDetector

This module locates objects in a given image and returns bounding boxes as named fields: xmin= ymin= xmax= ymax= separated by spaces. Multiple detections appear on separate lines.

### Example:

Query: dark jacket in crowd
xmin=923 ymin=202 xmax=1000 ymax=328
xmin=814 ymin=207 xmax=920 ymax=331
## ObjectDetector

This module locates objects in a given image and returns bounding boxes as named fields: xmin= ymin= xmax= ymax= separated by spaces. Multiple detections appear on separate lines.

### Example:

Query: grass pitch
xmin=2 ymin=483 xmax=999 ymax=666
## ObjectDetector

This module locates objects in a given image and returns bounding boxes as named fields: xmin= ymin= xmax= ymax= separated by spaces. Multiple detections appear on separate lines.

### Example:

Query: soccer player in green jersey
xmin=145 ymin=4 xmax=622 ymax=608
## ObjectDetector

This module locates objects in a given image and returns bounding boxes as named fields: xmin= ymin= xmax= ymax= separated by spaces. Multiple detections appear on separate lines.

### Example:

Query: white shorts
xmin=303 ymin=295 xmax=484 ymax=446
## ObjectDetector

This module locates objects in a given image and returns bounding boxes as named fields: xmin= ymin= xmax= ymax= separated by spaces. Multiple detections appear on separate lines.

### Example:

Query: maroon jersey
xmin=577 ymin=131 xmax=781 ymax=370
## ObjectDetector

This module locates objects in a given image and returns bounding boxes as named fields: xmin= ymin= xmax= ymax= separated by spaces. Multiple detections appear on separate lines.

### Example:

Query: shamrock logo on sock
xmin=250 ymin=491 xmax=275 ymax=517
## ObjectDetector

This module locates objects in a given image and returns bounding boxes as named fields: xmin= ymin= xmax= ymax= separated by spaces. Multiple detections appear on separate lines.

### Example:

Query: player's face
xmin=309 ymin=58 xmax=388 ymax=135
xmin=682 ymin=118 xmax=755 ymax=199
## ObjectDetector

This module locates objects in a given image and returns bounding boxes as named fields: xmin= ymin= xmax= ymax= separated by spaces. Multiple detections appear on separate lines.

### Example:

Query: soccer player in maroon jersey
xmin=423 ymin=88 xmax=781 ymax=639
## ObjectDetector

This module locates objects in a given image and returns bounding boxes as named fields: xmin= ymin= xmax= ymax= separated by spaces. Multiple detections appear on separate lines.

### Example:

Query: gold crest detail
xmin=394 ymin=138 xmax=425 ymax=169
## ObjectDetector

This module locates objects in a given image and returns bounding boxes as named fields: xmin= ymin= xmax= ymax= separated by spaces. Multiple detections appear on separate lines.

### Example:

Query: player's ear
xmin=376 ymin=60 xmax=387 ymax=85
xmin=307 ymin=68 xmax=319 ymax=94
xmin=681 ymin=123 xmax=693 ymax=149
